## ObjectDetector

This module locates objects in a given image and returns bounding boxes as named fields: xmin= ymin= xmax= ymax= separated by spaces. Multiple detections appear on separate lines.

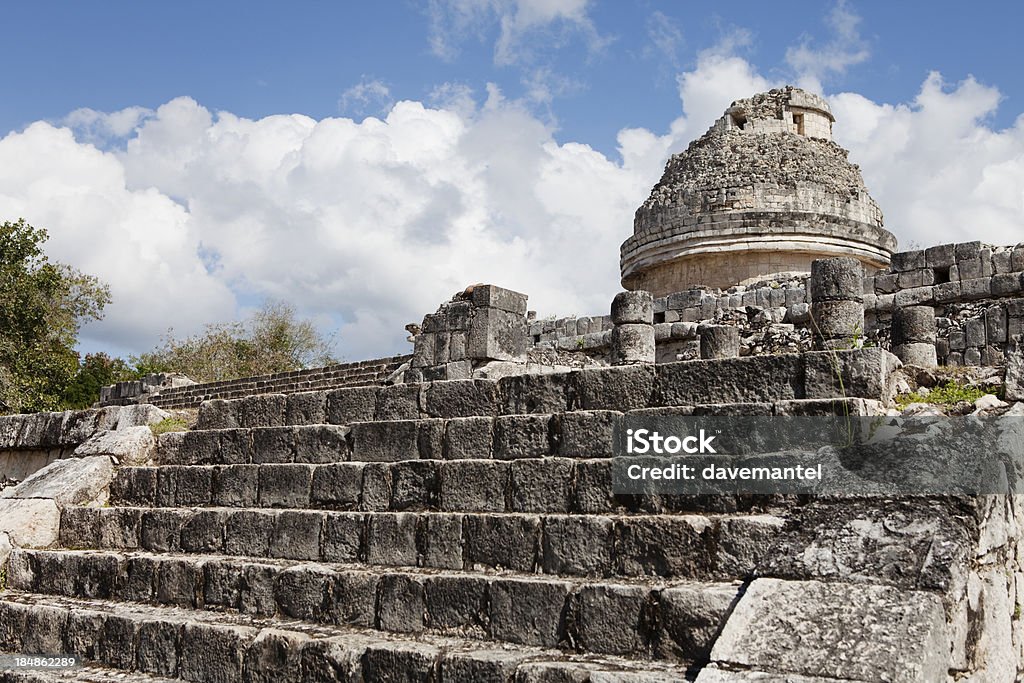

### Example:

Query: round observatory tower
xmin=620 ymin=86 xmax=897 ymax=296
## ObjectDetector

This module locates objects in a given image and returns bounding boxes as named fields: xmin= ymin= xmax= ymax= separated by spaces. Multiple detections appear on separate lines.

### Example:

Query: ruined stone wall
xmin=103 ymin=355 xmax=410 ymax=410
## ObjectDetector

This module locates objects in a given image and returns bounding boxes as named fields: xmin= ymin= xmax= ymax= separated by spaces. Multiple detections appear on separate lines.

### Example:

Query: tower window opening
xmin=731 ymin=113 xmax=747 ymax=130
xmin=793 ymin=113 xmax=805 ymax=135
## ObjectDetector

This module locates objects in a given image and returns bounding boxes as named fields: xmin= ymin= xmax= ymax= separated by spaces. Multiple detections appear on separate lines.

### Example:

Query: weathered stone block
xmin=350 ymin=420 xmax=419 ymax=462
xmin=376 ymin=384 xmax=420 ymax=421
xmin=239 ymin=394 xmax=286 ymax=428
xmin=986 ymin=306 xmax=1008 ymax=343
xmin=440 ymin=460 xmax=508 ymax=512
xmin=180 ymin=510 xmax=227 ymax=553
xmin=424 ymin=379 xmax=500 ymax=418
xmin=489 ymin=578 xmax=571 ymax=647
xmin=327 ymin=571 xmax=379 ymax=627
xmin=471 ymin=284 xmax=529 ymax=315
xmin=960 ymin=277 xmax=992 ymax=300
xmin=611 ymin=324 xmax=656 ymax=365
xmin=243 ymin=629 xmax=309 ymax=683
xmin=498 ymin=373 xmax=571 ymax=414
xmin=366 ymin=512 xmax=419 ymax=567
xmin=1012 ymin=247 xmax=1024 ymax=273
xmin=360 ymin=463 xmax=392 ymax=511
xmin=197 ymin=399 xmax=239 ymax=430
xmin=320 ymin=512 xmax=364 ymax=562
xmin=699 ymin=325 xmax=740 ymax=359
xmin=810 ymin=258 xmax=863 ymax=301
xmin=656 ymin=355 xmax=804 ymax=406
xmin=889 ymin=250 xmax=924 ymax=273
xmin=803 ymin=348 xmax=899 ymax=402
xmin=615 ymin=516 xmax=713 ymax=577
xmin=389 ymin=460 xmax=438 ymax=510
xmin=542 ymin=514 xmax=614 ymax=577
xmin=965 ymin=318 xmax=987 ymax=347
xmin=657 ymin=583 xmax=739 ymax=661
xmin=444 ymin=416 xmax=493 ymax=459
xmin=180 ymin=623 xmax=255 ymax=683
xmin=611 ymin=291 xmax=654 ymax=325
xmin=559 ymin=410 xmax=619 ymax=458
xmin=225 ymin=510 xmax=277 ymax=557
xmin=258 ymin=464 xmax=312 ymax=508
xmin=292 ymin=425 xmax=349 ymax=464
xmin=509 ymin=458 xmax=572 ymax=512
xmin=894 ymin=343 xmax=938 ymax=368
xmin=141 ymin=509 xmax=183 ymax=552
xmin=285 ymin=391 xmax=327 ymax=426
xmin=892 ymin=306 xmax=936 ymax=344
xmin=992 ymin=272 xmax=1024 ymax=296
xmin=572 ymin=365 xmax=655 ymax=411
xmin=378 ymin=574 xmax=426 ymax=633
xmin=251 ymin=426 xmax=294 ymax=464
xmin=310 ymin=463 xmax=364 ymax=508
xmin=573 ymin=584 xmax=649 ymax=655
xmin=893 ymin=286 xmax=935 ymax=307
xmin=270 ymin=511 xmax=324 ymax=560
xmin=709 ymin=578 xmax=948 ymax=682
xmin=933 ymin=280 xmax=961 ymax=303
xmin=326 ymin=386 xmax=379 ymax=425
xmin=425 ymin=574 xmax=489 ymax=634
xmin=464 ymin=513 xmax=541 ymax=571
xmin=210 ymin=464 xmax=258 ymax=507
xmin=468 ymin=307 xmax=528 ymax=361
xmin=440 ymin=649 xmax=528 ymax=683
xmin=1007 ymin=337 xmax=1023 ymax=402
xmin=493 ymin=414 xmax=553 ymax=459
xmin=925 ymin=243 xmax=956 ymax=268
xmin=422 ymin=513 xmax=464 ymax=570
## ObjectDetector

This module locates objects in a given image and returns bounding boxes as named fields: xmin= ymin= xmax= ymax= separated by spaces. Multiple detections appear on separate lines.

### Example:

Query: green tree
xmin=133 ymin=301 xmax=337 ymax=383
xmin=0 ymin=219 xmax=111 ymax=413
xmin=61 ymin=352 xmax=139 ymax=409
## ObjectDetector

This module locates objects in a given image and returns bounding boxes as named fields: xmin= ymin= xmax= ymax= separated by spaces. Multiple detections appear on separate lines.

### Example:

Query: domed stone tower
xmin=620 ymin=86 xmax=897 ymax=296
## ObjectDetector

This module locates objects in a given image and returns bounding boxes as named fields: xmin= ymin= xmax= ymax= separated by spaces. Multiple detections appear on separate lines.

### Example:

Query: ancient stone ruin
xmin=1 ymin=87 xmax=1023 ymax=682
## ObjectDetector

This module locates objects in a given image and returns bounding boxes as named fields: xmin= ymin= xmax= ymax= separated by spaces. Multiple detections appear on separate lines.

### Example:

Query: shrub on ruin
xmin=133 ymin=301 xmax=337 ymax=383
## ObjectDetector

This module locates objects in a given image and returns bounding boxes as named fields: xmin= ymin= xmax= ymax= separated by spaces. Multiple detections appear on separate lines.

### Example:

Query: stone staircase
xmin=0 ymin=351 xmax=899 ymax=682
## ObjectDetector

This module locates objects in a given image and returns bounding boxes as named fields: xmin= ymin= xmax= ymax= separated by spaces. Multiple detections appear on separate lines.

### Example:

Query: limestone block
xmin=1007 ymin=338 xmax=1023 ymax=402
xmin=934 ymin=280 xmax=961 ymax=303
xmin=894 ymin=342 xmax=937 ymax=368
xmin=488 ymin=577 xmax=571 ymax=647
xmin=440 ymin=649 xmax=529 ymax=683
xmin=572 ymin=365 xmax=656 ymax=411
xmin=470 ymin=284 xmax=528 ymax=315
xmin=803 ymin=348 xmax=900 ymax=402
xmin=468 ymin=307 xmax=528 ymax=362
xmin=611 ymin=324 xmax=656 ymax=365
xmin=965 ymin=347 xmax=983 ymax=366
xmin=961 ymin=277 xmax=993 ymax=301
xmin=956 ymin=241 xmax=982 ymax=261
xmin=925 ymin=243 xmax=956 ymax=268
xmin=239 ymin=394 xmax=287 ymax=428
xmin=573 ymin=584 xmax=649 ymax=655
xmin=897 ymin=268 xmax=934 ymax=289
xmin=611 ymin=290 xmax=655 ymax=325
xmin=196 ymin=399 xmax=238 ymax=430
xmin=542 ymin=515 xmax=615 ymax=577
xmin=424 ymin=379 xmax=499 ymax=418
xmin=873 ymin=273 xmax=897 ymax=294
xmin=74 ymin=426 xmax=156 ymax=465
xmin=411 ymin=333 xmax=434 ymax=368
xmin=699 ymin=325 xmax=740 ymax=359
xmin=657 ymin=583 xmax=740 ymax=661
xmin=2 ymin=455 xmax=112 ymax=506
xmin=1012 ymin=247 xmax=1024 ymax=273
xmin=959 ymin=257 xmax=985 ymax=280
xmin=892 ymin=305 xmax=936 ymax=344
xmin=509 ymin=458 xmax=572 ymax=512
xmin=810 ymin=257 xmax=863 ymax=301
xmin=893 ymin=286 xmax=935 ymax=307
xmin=810 ymin=299 xmax=864 ymax=343
xmin=987 ymin=306 xmax=1008 ymax=343
xmin=993 ymin=250 xmax=1013 ymax=274
xmin=992 ymin=272 xmax=1024 ymax=296
xmin=440 ymin=460 xmax=508 ymax=512
xmin=0 ymin=498 xmax=60 ymax=547
xmin=285 ymin=391 xmax=327 ymax=426
xmin=114 ymin=404 xmax=170 ymax=430
xmin=710 ymin=578 xmax=948 ymax=682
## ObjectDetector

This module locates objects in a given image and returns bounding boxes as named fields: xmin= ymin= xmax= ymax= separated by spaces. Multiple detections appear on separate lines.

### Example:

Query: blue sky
xmin=1 ymin=1 xmax=1022 ymax=361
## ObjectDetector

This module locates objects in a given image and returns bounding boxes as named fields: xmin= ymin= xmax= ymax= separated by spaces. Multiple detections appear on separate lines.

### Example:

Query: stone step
xmin=113 ymin=459 xmax=793 ymax=516
xmin=194 ymin=351 xmax=895 ymax=429
xmin=59 ymin=507 xmax=783 ymax=581
xmin=0 ymin=589 xmax=703 ymax=679
xmin=8 ymin=548 xmax=738 ymax=661
xmin=161 ymin=397 xmax=880 ymax=466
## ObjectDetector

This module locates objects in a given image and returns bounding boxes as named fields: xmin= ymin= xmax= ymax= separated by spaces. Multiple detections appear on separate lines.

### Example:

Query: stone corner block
xmin=74 ymin=426 xmax=156 ymax=465
xmin=0 ymin=498 xmax=61 ymax=547
xmin=710 ymin=578 xmax=948 ymax=683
